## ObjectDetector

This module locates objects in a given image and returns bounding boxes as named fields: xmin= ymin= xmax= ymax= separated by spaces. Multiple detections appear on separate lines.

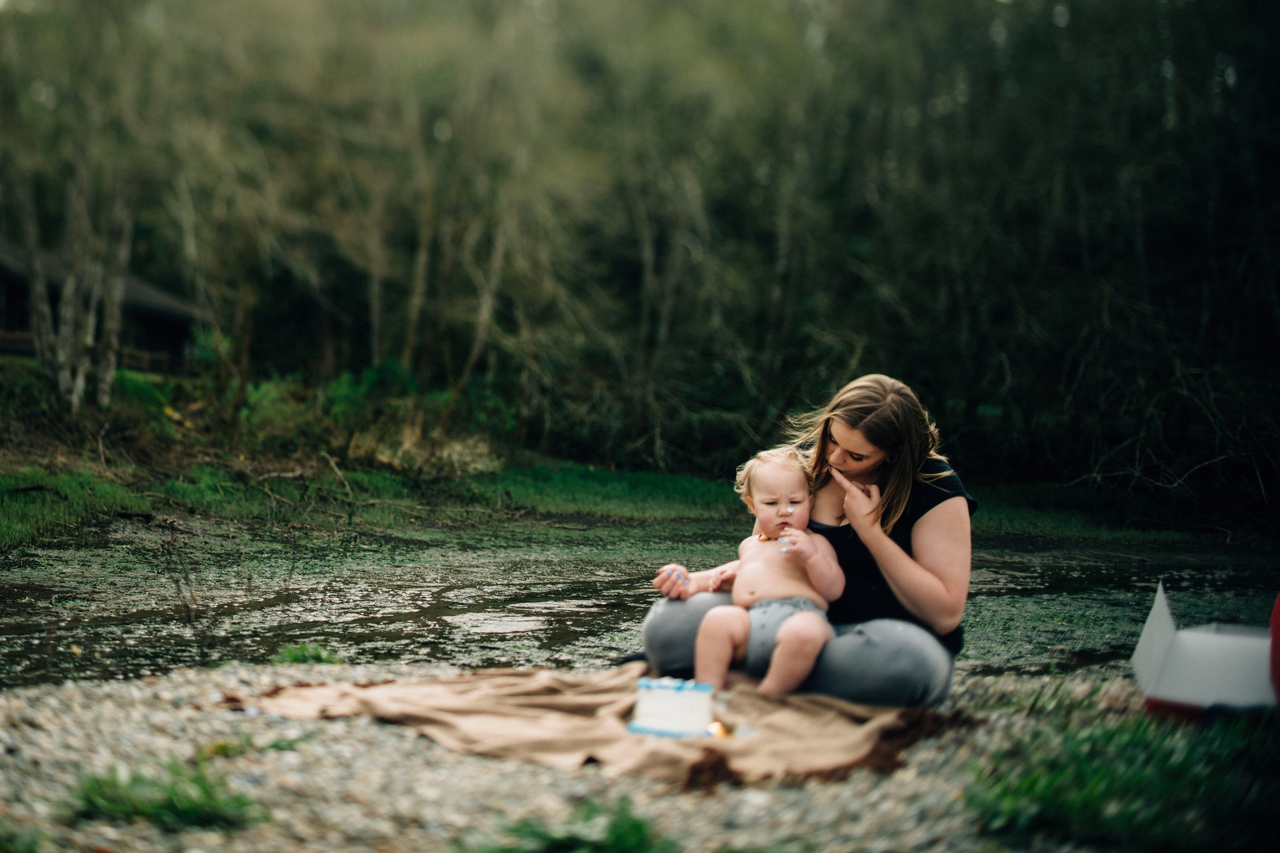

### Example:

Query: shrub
xmin=968 ymin=713 xmax=1280 ymax=852
xmin=241 ymin=376 xmax=322 ymax=455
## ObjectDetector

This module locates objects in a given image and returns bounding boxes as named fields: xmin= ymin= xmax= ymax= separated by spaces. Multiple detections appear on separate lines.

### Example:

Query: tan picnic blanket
xmin=220 ymin=662 xmax=948 ymax=788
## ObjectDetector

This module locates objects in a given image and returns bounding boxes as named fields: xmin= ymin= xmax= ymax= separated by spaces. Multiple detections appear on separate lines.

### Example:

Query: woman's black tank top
xmin=809 ymin=458 xmax=975 ymax=655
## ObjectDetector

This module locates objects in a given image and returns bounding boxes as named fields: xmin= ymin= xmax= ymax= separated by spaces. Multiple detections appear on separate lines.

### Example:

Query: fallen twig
xmin=259 ymin=484 xmax=296 ymax=507
xmin=254 ymin=469 xmax=305 ymax=482
xmin=320 ymin=453 xmax=353 ymax=500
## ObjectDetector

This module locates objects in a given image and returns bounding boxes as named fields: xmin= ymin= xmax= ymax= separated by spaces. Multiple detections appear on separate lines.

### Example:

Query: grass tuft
xmin=0 ymin=469 xmax=150 ymax=551
xmin=968 ymin=713 xmax=1280 ymax=852
xmin=475 ymin=798 xmax=676 ymax=853
xmin=66 ymin=760 xmax=261 ymax=831
xmin=271 ymin=642 xmax=343 ymax=664
xmin=196 ymin=733 xmax=311 ymax=762
xmin=0 ymin=820 xmax=41 ymax=853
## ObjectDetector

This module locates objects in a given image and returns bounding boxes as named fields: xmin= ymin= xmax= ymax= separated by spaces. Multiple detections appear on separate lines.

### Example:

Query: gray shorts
xmin=744 ymin=597 xmax=828 ymax=677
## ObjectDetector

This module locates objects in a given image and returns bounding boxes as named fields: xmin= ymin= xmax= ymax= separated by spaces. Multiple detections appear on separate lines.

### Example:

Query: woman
xmin=642 ymin=374 xmax=975 ymax=706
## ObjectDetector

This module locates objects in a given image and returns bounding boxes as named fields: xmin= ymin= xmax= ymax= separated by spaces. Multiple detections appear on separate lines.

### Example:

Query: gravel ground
xmin=0 ymin=664 xmax=1139 ymax=853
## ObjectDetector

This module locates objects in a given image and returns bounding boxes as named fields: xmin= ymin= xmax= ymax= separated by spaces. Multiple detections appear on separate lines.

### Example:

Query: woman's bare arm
xmin=830 ymin=469 xmax=971 ymax=633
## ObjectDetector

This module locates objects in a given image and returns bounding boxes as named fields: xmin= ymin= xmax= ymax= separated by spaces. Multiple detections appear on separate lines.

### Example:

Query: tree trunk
xmin=97 ymin=201 xmax=134 ymax=408
xmin=420 ymin=215 xmax=456 ymax=386
xmin=401 ymin=220 xmax=431 ymax=368
xmin=626 ymin=170 xmax=656 ymax=379
xmin=56 ymin=181 xmax=96 ymax=403
xmin=69 ymin=260 xmax=104 ymax=416
xmin=18 ymin=177 xmax=56 ymax=369
xmin=54 ymin=264 xmax=82 ymax=402
xmin=364 ymin=188 xmax=387 ymax=366
xmin=436 ymin=218 xmax=507 ymax=434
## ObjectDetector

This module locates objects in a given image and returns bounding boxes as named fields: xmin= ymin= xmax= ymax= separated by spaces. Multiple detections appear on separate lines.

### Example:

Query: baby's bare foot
xmin=723 ymin=671 xmax=761 ymax=690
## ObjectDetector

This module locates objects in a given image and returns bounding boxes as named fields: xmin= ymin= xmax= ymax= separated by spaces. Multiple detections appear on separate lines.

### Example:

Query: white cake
xmin=627 ymin=677 xmax=713 ymax=738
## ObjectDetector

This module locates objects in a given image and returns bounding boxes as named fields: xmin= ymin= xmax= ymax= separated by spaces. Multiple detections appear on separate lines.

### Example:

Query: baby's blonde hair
xmin=733 ymin=446 xmax=814 ymax=506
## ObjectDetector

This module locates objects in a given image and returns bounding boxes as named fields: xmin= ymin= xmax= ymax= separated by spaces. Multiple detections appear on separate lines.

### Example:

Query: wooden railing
xmin=0 ymin=330 xmax=34 ymax=354
xmin=0 ymin=330 xmax=179 ymax=375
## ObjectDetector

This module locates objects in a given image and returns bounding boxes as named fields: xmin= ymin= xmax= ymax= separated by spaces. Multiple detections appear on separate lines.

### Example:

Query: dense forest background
xmin=1 ymin=0 xmax=1277 ymax=525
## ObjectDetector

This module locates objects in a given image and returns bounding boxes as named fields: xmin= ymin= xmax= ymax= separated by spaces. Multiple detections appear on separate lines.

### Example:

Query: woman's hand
xmin=828 ymin=468 xmax=884 ymax=541
xmin=828 ymin=466 xmax=969 ymax=633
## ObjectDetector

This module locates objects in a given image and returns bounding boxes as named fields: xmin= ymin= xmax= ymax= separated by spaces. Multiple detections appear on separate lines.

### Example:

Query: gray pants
xmin=641 ymin=593 xmax=954 ymax=707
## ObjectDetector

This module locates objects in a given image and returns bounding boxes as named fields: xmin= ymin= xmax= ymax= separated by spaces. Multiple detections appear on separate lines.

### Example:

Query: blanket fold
xmin=220 ymin=662 xmax=938 ymax=787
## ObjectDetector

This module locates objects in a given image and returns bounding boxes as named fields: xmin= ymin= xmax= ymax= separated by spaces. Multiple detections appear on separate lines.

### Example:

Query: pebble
xmin=0 ymin=662 xmax=1137 ymax=852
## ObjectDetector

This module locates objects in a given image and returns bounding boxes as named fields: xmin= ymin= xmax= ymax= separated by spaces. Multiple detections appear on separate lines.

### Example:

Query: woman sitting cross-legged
xmin=643 ymin=374 xmax=976 ymax=707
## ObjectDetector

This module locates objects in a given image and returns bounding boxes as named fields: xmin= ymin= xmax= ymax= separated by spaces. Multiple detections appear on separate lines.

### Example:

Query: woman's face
xmin=825 ymin=420 xmax=890 ymax=485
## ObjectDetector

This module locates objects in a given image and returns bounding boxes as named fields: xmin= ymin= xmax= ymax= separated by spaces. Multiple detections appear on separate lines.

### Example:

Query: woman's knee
xmin=804 ymin=619 xmax=954 ymax=706
xmin=641 ymin=593 xmax=733 ymax=676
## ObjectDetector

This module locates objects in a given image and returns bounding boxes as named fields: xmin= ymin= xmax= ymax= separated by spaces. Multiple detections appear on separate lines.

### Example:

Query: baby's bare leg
xmin=694 ymin=605 xmax=750 ymax=689
xmin=758 ymin=611 xmax=834 ymax=697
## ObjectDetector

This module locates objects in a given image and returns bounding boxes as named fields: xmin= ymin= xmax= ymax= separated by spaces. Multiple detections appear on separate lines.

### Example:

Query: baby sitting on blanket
xmin=656 ymin=447 xmax=844 ymax=696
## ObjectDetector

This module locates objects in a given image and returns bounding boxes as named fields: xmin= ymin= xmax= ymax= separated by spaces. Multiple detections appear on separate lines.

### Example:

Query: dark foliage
xmin=1 ymin=0 xmax=1277 ymax=528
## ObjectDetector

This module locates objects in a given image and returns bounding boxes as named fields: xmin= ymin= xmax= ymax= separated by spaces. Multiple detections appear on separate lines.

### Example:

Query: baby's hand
xmin=777 ymin=529 xmax=817 ymax=561
xmin=710 ymin=563 xmax=739 ymax=591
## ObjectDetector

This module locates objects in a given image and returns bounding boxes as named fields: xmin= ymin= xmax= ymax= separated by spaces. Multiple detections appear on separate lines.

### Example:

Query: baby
xmin=692 ymin=447 xmax=844 ymax=696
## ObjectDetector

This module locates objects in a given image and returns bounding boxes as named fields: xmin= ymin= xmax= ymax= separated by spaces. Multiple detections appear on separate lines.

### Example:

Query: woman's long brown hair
xmin=789 ymin=374 xmax=947 ymax=533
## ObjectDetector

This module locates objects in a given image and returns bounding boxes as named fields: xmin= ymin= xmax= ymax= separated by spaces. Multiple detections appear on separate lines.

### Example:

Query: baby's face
xmin=746 ymin=463 xmax=812 ymax=538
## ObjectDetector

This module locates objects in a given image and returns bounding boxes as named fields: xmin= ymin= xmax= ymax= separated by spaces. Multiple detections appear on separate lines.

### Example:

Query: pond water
xmin=0 ymin=515 xmax=1275 ymax=688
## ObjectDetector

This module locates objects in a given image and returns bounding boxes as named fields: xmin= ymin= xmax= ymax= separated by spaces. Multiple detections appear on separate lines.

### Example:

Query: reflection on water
xmin=0 ymin=519 xmax=1275 ymax=688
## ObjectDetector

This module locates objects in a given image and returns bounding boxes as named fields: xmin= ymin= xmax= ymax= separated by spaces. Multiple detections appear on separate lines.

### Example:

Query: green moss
xmin=271 ymin=642 xmax=343 ymax=664
xmin=66 ymin=760 xmax=262 ymax=831
xmin=0 ymin=470 xmax=150 ymax=551
xmin=968 ymin=713 xmax=1280 ymax=851
xmin=972 ymin=484 xmax=1205 ymax=545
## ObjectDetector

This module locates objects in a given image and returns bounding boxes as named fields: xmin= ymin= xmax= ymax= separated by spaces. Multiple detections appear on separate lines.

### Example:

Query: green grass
xmin=154 ymin=460 xmax=523 ymax=529
xmin=475 ymin=798 xmax=677 ymax=853
xmin=0 ymin=469 xmax=151 ymax=551
xmin=970 ymin=483 xmax=1205 ymax=544
xmin=196 ymin=732 xmax=311 ymax=762
xmin=0 ymin=821 xmax=41 ymax=853
xmin=968 ymin=713 xmax=1280 ymax=852
xmin=271 ymin=642 xmax=343 ymax=664
xmin=478 ymin=464 xmax=741 ymax=521
xmin=65 ymin=760 xmax=261 ymax=832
